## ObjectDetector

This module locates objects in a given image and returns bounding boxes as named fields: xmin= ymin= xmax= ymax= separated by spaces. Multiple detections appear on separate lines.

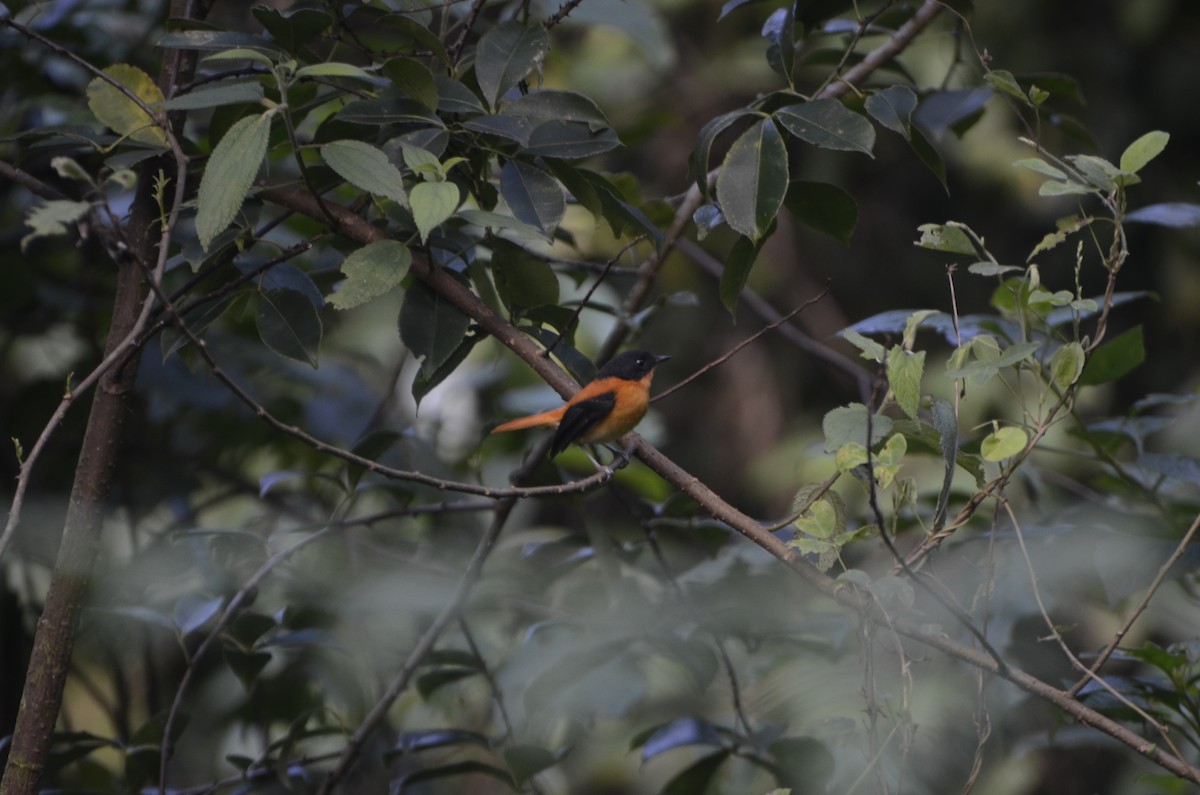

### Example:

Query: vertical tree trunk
xmin=0 ymin=6 xmax=203 ymax=791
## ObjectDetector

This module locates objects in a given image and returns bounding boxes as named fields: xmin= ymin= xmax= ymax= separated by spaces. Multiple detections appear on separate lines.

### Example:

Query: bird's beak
xmin=653 ymin=354 xmax=672 ymax=367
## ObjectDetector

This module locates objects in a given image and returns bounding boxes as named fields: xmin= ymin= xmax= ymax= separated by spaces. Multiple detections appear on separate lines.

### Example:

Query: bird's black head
xmin=595 ymin=350 xmax=671 ymax=381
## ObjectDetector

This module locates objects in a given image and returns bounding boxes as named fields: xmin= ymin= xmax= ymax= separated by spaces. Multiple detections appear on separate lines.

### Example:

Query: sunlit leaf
xmin=411 ymin=181 xmax=460 ymax=243
xmin=980 ymin=426 xmax=1027 ymax=461
xmin=86 ymin=64 xmax=167 ymax=147
xmin=1119 ymin=130 xmax=1169 ymax=173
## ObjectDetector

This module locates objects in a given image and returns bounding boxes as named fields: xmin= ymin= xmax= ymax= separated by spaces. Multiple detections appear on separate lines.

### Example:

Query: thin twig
xmin=653 ymin=289 xmax=829 ymax=403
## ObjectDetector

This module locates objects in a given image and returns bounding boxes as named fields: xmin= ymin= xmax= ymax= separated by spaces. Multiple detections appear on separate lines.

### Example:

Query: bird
xmin=491 ymin=350 xmax=671 ymax=465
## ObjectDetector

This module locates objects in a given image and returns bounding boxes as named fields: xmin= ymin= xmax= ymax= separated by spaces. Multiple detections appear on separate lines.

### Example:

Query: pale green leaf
xmin=196 ymin=111 xmax=272 ymax=250
xmin=1119 ymin=130 xmax=1169 ymax=174
xmin=411 ymin=181 xmax=460 ymax=242
xmin=295 ymin=62 xmax=376 ymax=81
xmin=329 ymin=240 xmax=412 ymax=310
xmin=841 ymin=328 xmax=885 ymax=362
xmin=1048 ymin=341 xmax=1085 ymax=390
xmin=981 ymin=426 xmax=1028 ymax=462
xmin=887 ymin=346 xmax=925 ymax=419
xmin=21 ymin=200 xmax=92 ymax=251
xmin=320 ymin=139 xmax=408 ymax=206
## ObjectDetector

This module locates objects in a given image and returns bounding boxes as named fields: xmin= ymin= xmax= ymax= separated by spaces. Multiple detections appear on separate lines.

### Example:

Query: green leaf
xmin=475 ymin=21 xmax=549 ymax=108
xmin=337 ymin=97 xmax=443 ymax=126
xmin=782 ymin=181 xmax=857 ymax=243
xmin=691 ymin=109 xmax=756 ymax=198
xmin=491 ymin=238 xmax=560 ymax=310
xmin=865 ymin=85 xmax=917 ymax=139
xmin=1048 ymin=341 xmax=1085 ymax=390
xmin=251 ymin=6 xmax=332 ymax=54
xmin=822 ymin=403 xmax=893 ymax=453
xmin=158 ymin=30 xmax=282 ymax=57
xmin=320 ymin=140 xmax=408 ymax=206
xmin=256 ymin=288 xmax=322 ymax=367
xmin=1119 ymin=130 xmax=1169 ymax=174
xmin=329 ymin=240 xmax=411 ymax=310
xmin=915 ymin=223 xmax=976 ymax=255
xmin=774 ymin=99 xmax=875 ymax=155
xmin=457 ymin=208 xmax=549 ymax=242
xmin=21 ymin=199 xmax=91 ymax=251
xmin=1079 ymin=326 xmax=1144 ymax=385
xmin=841 ymin=328 xmax=885 ymax=362
xmin=504 ymin=745 xmax=567 ymax=785
xmin=719 ymin=234 xmax=763 ymax=318
xmin=412 ymin=331 xmax=484 ymax=405
xmin=294 ymin=62 xmax=376 ymax=81
xmin=888 ymin=346 xmax=925 ymax=419
xmin=1013 ymin=158 xmax=1068 ymax=180
xmin=399 ymin=280 xmax=470 ymax=376
xmin=524 ymin=120 xmax=621 ymax=159
xmin=908 ymin=125 xmax=948 ymax=191
xmin=159 ymin=81 xmax=264 ymax=111
xmin=196 ymin=111 xmax=271 ymax=250
xmin=662 ymin=752 xmax=731 ymax=795
xmin=980 ymin=426 xmax=1028 ymax=462
xmin=500 ymin=160 xmax=566 ymax=236
xmin=715 ymin=118 xmax=788 ymax=242
xmin=502 ymin=90 xmax=612 ymax=129
xmin=86 ymin=64 xmax=167 ymax=147
xmin=410 ymin=181 xmax=460 ymax=243
xmin=383 ymin=57 xmax=439 ymax=110
xmin=984 ymin=69 xmax=1025 ymax=102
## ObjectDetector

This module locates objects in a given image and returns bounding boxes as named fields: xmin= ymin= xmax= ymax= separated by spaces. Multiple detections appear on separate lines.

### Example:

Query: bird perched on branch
xmin=491 ymin=350 xmax=671 ymax=465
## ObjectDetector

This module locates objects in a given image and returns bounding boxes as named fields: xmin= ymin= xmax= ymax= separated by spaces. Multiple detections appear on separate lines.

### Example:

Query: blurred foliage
xmin=3 ymin=1 xmax=1200 ymax=794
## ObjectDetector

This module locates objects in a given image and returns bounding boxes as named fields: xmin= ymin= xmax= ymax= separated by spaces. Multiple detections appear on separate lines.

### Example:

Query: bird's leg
xmin=602 ymin=443 xmax=632 ymax=471
xmin=581 ymin=445 xmax=613 ymax=477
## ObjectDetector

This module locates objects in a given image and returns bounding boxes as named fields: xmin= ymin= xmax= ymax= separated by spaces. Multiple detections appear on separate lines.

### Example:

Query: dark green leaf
xmin=501 ymin=160 xmax=566 ymax=236
xmin=662 ymin=751 xmax=732 ymax=795
xmin=1079 ymin=326 xmax=1144 ymax=385
xmin=462 ymin=113 xmax=535 ymax=144
xmin=256 ymin=287 xmax=321 ymax=367
xmin=504 ymin=744 xmax=568 ymax=784
xmin=158 ymin=81 xmax=264 ymax=111
xmin=767 ymin=736 xmax=835 ymax=791
xmin=382 ymin=57 xmax=439 ymax=111
xmin=502 ymin=90 xmax=612 ymax=128
xmin=715 ymin=118 xmax=788 ymax=242
xmin=399 ymin=280 xmax=471 ymax=376
xmin=347 ymin=429 xmax=403 ymax=488
xmin=337 ymin=97 xmax=443 ymax=126
xmin=908 ymin=124 xmax=948 ymax=191
xmin=416 ymin=667 xmax=479 ymax=698
xmin=914 ymin=87 xmax=992 ymax=139
xmin=435 ymin=74 xmax=487 ymax=114
xmin=412 ymin=332 xmax=485 ymax=405
xmin=524 ymin=120 xmax=621 ymax=159
xmin=196 ymin=111 xmax=271 ymax=250
xmin=476 ymin=21 xmax=549 ymax=108
xmin=865 ymin=85 xmax=918 ymax=139
xmin=251 ymin=6 xmax=331 ymax=54
xmin=692 ymin=109 xmax=756 ymax=198
xmin=720 ymin=234 xmax=762 ymax=317
xmin=223 ymin=646 xmax=273 ymax=690
xmin=395 ymin=761 xmax=516 ymax=790
xmin=174 ymin=594 xmax=223 ymax=635
xmin=492 ymin=238 xmax=560 ymax=310
xmin=775 ymin=99 xmax=875 ymax=155
xmin=783 ymin=180 xmax=858 ymax=243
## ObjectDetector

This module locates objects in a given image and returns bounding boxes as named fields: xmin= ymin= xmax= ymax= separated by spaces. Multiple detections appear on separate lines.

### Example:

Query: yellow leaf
xmin=87 ymin=64 xmax=167 ymax=148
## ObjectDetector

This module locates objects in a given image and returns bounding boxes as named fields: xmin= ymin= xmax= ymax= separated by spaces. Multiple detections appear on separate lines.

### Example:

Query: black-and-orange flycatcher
xmin=491 ymin=350 xmax=671 ymax=459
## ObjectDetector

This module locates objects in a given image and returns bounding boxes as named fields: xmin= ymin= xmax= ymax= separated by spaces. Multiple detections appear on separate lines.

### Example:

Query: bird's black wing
xmin=551 ymin=392 xmax=616 ymax=456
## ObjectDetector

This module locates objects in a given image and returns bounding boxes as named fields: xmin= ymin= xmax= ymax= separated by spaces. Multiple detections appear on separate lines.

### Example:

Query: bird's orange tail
xmin=490 ymin=407 xmax=566 ymax=434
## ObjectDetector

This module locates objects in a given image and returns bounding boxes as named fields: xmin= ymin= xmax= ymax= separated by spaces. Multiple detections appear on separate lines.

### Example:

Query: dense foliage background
xmin=3 ymin=1 xmax=1200 ymax=793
